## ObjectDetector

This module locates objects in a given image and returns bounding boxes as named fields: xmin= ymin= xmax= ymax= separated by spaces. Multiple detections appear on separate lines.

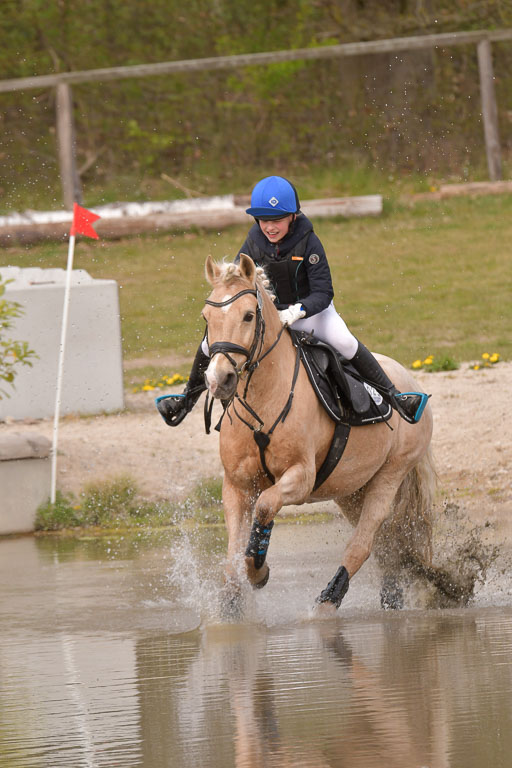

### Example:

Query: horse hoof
xmin=245 ymin=556 xmax=270 ymax=589
xmin=380 ymin=577 xmax=404 ymax=610
xmin=253 ymin=565 xmax=270 ymax=590
xmin=313 ymin=600 xmax=338 ymax=618
xmin=220 ymin=582 xmax=244 ymax=621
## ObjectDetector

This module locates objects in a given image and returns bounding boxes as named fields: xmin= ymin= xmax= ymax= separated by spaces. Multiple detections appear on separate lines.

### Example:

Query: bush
xmin=411 ymin=354 xmax=459 ymax=373
xmin=35 ymin=475 xmax=225 ymax=532
xmin=0 ymin=279 xmax=37 ymax=399
xmin=35 ymin=493 xmax=83 ymax=531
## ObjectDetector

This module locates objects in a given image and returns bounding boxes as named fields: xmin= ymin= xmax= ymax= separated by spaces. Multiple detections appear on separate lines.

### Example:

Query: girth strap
xmin=313 ymin=422 xmax=351 ymax=491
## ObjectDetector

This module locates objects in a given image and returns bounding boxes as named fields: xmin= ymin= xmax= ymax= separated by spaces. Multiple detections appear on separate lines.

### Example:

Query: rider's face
xmin=258 ymin=214 xmax=294 ymax=244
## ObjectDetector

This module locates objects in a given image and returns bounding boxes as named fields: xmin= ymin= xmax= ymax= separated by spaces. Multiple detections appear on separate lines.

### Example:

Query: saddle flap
xmin=344 ymin=369 xmax=372 ymax=413
xmin=289 ymin=330 xmax=391 ymax=426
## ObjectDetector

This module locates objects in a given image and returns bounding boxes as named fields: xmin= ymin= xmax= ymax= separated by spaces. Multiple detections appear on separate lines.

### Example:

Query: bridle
xmin=203 ymin=285 xmax=300 ymax=484
xmin=204 ymin=288 xmax=266 ymax=376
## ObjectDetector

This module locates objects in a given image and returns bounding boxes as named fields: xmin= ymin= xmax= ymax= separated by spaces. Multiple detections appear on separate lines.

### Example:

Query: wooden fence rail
xmin=1 ymin=28 xmax=511 ymax=209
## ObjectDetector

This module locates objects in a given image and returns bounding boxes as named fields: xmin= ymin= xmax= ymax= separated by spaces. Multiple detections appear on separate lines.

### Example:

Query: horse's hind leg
xmin=317 ymin=471 xmax=407 ymax=611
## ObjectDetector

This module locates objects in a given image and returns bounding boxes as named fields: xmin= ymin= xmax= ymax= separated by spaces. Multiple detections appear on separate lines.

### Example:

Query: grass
xmin=0 ymin=162 xmax=482 ymax=215
xmin=35 ymin=475 xmax=224 ymax=532
xmin=2 ymin=192 xmax=511 ymax=376
xmin=34 ymin=475 xmax=333 ymax=534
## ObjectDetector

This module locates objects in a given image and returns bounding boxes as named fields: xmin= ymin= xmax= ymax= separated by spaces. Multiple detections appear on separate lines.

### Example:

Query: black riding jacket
xmin=236 ymin=214 xmax=334 ymax=317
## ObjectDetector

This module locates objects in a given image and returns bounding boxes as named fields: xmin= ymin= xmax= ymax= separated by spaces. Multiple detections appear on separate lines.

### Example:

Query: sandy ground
xmin=3 ymin=361 xmax=511 ymax=541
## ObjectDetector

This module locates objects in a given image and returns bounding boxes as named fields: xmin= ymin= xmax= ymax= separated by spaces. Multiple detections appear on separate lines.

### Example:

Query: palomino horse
xmin=202 ymin=254 xmax=436 ymax=612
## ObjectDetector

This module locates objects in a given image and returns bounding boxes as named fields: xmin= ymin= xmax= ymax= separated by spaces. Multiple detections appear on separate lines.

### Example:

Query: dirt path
xmin=3 ymin=362 xmax=511 ymax=539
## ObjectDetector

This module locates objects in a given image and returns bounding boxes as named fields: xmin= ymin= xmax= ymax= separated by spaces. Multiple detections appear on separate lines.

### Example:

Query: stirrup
xmin=393 ymin=392 xmax=430 ymax=424
xmin=155 ymin=393 xmax=190 ymax=427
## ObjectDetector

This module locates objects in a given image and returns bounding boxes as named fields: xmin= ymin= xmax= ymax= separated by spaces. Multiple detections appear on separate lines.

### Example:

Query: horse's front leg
xmin=221 ymin=477 xmax=255 ymax=616
xmin=245 ymin=462 xmax=315 ymax=587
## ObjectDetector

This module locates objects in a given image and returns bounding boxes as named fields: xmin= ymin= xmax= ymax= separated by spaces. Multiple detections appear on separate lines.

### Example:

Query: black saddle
xmin=289 ymin=330 xmax=392 ymax=426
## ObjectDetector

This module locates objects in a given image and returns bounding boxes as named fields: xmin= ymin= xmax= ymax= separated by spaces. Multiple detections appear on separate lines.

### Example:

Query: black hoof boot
xmin=380 ymin=576 xmax=404 ymax=610
xmin=316 ymin=566 xmax=350 ymax=608
xmin=245 ymin=521 xmax=274 ymax=568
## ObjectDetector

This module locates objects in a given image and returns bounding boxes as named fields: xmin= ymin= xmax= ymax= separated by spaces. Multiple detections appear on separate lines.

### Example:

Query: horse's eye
xmin=243 ymin=311 xmax=255 ymax=323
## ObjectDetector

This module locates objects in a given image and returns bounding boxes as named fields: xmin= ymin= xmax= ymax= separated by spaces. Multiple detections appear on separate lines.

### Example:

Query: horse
xmin=202 ymin=253 xmax=438 ymax=614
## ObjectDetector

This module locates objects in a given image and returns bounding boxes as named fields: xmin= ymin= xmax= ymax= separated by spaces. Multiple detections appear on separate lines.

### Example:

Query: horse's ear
xmin=205 ymin=255 xmax=220 ymax=285
xmin=239 ymin=253 xmax=256 ymax=284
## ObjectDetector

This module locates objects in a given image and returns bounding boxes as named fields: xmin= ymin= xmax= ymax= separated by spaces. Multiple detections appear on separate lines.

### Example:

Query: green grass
xmin=0 ymin=162 xmax=474 ymax=214
xmin=3 ymin=193 xmax=511 ymax=372
xmin=35 ymin=475 xmax=225 ymax=532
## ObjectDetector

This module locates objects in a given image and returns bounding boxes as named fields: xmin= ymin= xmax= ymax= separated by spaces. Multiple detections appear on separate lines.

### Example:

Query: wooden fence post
xmin=55 ymin=82 xmax=82 ymax=209
xmin=477 ymin=39 xmax=502 ymax=181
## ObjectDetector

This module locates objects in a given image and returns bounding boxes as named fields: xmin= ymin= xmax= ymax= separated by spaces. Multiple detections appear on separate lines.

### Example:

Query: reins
xmin=204 ymin=284 xmax=299 ymax=483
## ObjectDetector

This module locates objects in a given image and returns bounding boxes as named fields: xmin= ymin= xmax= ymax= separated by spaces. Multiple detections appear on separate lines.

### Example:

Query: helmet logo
xmin=268 ymin=196 xmax=279 ymax=207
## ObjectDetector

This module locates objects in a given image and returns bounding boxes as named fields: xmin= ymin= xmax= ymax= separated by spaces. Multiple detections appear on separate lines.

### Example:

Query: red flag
xmin=70 ymin=203 xmax=100 ymax=239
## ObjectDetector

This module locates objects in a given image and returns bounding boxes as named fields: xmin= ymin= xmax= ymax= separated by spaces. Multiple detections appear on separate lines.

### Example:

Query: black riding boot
xmin=155 ymin=344 xmax=209 ymax=426
xmin=351 ymin=341 xmax=428 ymax=424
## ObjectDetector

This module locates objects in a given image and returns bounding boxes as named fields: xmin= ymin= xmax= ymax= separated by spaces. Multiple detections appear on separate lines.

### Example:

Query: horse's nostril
xmin=225 ymin=370 xmax=237 ymax=391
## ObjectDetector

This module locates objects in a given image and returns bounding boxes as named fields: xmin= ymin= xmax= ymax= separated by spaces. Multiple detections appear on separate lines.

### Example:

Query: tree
xmin=0 ymin=280 xmax=37 ymax=399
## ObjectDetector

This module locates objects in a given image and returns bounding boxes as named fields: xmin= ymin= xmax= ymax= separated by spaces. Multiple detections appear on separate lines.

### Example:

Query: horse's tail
xmin=376 ymin=446 xmax=438 ymax=569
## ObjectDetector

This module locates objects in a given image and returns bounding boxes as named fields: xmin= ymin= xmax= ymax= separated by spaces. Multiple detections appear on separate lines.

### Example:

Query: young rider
xmin=157 ymin=175 xmax=428 ymax=427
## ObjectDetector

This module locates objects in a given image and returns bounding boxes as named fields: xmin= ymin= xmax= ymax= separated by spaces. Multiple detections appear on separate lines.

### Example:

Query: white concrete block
xmin=0 ymin=267 xmax=124 ymax=420
xmin=0 ymin=433 xmax=51 ymax=535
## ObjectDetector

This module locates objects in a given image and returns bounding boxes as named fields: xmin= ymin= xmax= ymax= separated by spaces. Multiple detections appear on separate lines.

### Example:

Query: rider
xmin=157 ymin=175 xmax=428 ymax=426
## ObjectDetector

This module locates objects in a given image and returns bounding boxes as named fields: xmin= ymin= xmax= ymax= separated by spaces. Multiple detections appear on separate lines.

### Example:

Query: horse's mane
xmin=213 ymin=259 xmax=276 ymax=302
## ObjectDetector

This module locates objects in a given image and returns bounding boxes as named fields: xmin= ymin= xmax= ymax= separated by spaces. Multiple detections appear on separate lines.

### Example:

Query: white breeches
xmin=291 ymin=302 xmax=358 ymax=359
xmin=201 ymin=301 xmax=358 ymax=360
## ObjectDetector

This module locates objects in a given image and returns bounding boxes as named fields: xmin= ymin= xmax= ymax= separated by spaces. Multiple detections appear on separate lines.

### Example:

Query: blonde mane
xmin=213 ymin=259 xmax=276 ymax=302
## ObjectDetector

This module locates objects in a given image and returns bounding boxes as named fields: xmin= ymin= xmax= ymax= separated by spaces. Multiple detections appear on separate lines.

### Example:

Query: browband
xmin=204 ymin=289 xmax=258 ymax=308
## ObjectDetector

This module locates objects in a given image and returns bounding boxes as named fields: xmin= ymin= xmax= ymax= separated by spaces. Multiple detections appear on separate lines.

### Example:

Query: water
xmin=1 ymin=523 xmax=511 ymax=768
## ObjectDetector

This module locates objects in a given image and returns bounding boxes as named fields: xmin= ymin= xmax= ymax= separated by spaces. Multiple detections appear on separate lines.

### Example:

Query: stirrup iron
xmin=394 ymin=392 xmax=430 ymax=424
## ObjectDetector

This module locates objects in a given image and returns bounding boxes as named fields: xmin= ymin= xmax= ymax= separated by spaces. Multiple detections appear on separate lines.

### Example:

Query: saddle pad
xmin=289 ymin=330 xmax=392 ymax=427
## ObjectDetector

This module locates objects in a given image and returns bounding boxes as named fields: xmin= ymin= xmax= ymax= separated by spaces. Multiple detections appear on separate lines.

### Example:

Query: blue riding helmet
xmin=246 ymin=176 xmax=300 ymax=219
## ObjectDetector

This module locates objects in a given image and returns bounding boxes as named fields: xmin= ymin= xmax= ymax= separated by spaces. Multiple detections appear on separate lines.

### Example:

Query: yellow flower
xmin=473 ymin=364 xmax=481 ymax=370
xmin=142 ymin=384 xmax=155 ymax=391
xmin=423 ymin=356 xmax=434 ymax=365
xmin=412 ymin=359 xmax=423 ymax=369
xmin=482 ymin=352 xmax=490 ymax=360
xmin=489 ymin=353 xmax=500 ymax=364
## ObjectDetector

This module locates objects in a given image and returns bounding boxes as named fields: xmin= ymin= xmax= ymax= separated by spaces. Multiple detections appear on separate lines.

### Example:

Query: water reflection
xmin=136 ymin=616 xmax=512 ymax=768
xmin=0 ymin=532 xmax=511 ymax=768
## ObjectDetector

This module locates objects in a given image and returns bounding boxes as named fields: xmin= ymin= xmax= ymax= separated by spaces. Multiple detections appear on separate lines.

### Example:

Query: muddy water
xmin=1 ymin=522 xmax=511 ymax=768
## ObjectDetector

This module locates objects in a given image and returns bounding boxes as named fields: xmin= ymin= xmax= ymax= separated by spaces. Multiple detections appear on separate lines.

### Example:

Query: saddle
xmin=289 ymin=330 xmax=392 ymax=427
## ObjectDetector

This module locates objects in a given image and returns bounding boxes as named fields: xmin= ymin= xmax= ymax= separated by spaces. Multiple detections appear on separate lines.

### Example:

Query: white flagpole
xmin=50 ymin=232 xmax=76 ymax=504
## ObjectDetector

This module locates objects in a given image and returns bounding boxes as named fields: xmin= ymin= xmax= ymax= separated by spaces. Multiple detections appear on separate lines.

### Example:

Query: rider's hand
xmin=278 ymin=303 xmax=306 ymax=327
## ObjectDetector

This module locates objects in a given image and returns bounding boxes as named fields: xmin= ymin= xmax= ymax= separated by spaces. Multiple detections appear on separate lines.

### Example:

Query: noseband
xmin=204 ymin=288 xmax=265 ymax=374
